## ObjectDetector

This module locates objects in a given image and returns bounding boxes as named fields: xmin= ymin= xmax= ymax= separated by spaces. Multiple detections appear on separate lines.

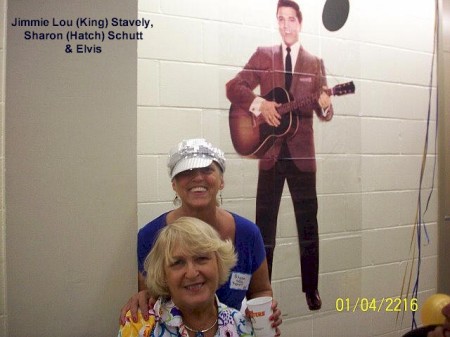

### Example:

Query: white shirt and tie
xmin=249 ymin=41 xmax=301 ymax=117
xmin=249 ymin=41 xmax=330 ymax=118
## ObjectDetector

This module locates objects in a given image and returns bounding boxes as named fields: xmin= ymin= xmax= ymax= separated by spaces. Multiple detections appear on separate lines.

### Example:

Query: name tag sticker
xmin=230 ymin=272 xmax=251 ymax=290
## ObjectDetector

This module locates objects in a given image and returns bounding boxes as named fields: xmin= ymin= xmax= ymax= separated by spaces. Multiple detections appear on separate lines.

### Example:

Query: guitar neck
xmin=277 ymin=90 xmax=329 ymax=115
xmin=274 ymin=81 xmax=354 ymax=115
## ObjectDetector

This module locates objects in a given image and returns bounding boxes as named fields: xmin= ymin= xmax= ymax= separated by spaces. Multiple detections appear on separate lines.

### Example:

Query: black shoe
xmin=306 ymin=289 xmax=322 ymax=310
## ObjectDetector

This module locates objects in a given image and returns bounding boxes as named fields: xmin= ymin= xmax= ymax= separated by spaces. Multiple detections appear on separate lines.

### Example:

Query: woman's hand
xmin=270 ymin=299 xmax=282 ymax=336
xmin=119 ymin=290 xmax=155 ymax=325
xmin=245 ymin=298 xmax=282 ymax=336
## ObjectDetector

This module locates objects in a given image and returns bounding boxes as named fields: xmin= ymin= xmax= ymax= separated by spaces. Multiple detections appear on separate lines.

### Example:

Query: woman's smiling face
xmin=164 ymin=246 xmax=219 ymax=311
xmin=172 ymin=162 xmax=224 ymax=209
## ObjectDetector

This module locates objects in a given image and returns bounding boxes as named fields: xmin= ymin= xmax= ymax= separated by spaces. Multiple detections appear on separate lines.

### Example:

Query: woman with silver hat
xmin=120 ymin=138 xmax=281 ymax=335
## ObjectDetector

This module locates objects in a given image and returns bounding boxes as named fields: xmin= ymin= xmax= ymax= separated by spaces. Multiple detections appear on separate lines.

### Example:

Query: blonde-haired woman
xmin=119 ymin=217 xmax=254 ymax=337
xmin=120 ymin=139 xmax=281 ymax=335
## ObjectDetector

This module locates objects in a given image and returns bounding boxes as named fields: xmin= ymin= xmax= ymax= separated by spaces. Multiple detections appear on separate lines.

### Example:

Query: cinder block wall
xmin=137 ymin=1 xmax=438 ymax=336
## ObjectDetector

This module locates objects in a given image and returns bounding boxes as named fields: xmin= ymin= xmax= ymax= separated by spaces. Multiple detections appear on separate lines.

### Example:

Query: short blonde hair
xmin=144 ymin=217 xmax=237 ymax=298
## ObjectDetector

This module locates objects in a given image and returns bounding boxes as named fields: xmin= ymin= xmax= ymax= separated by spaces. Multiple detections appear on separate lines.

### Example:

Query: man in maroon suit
xmin=226 ymin=0 xmax=333 ymax=310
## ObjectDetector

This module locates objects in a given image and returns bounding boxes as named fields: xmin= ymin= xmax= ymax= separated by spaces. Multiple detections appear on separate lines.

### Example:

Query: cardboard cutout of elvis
xmin=226 ymin=0 xmax=354 ymax=311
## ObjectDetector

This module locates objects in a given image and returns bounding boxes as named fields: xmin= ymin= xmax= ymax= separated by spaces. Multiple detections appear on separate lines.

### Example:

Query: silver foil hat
xmin=167 ymin=138 xmax=226 ymax=179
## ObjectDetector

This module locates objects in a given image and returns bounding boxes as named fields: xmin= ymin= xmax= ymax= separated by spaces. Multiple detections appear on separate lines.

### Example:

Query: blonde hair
xmin=144 ymin=217 xmax=237 ymax=298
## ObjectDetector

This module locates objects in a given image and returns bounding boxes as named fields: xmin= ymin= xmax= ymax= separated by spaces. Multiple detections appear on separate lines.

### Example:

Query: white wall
xmin=137 ymin=1 xmax=438 ymax=336
xmin=4 ymin=1 xmax=138 ymax=336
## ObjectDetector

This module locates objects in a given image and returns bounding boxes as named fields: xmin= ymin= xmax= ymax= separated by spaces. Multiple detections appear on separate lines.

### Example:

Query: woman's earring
xmin=219 ymin=191 xmax=223 ymax=205
xmin=173 ymin=194 xmax=181 ymax=207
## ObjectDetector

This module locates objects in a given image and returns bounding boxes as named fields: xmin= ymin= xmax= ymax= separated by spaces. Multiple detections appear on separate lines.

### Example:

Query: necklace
xmin=184 ymin=317 xmax=218 ymax=337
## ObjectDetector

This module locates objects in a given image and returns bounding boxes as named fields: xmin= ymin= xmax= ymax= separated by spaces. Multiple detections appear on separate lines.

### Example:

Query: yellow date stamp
xmin=335 ymin=297 xmax=418 ymax=312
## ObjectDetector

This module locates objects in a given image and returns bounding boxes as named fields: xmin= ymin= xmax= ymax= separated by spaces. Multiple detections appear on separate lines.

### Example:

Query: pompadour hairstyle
xmin=277 ymin=0 xmax=303 ymax=23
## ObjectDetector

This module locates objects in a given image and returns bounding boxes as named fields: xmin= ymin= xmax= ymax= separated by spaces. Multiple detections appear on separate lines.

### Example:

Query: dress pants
xmin=255 ymin=144 xmax=319 ymax=292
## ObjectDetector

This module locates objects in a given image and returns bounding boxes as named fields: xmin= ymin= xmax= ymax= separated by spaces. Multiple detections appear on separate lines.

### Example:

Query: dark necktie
xmin=285 ymin=46 xmax=292 ymax=91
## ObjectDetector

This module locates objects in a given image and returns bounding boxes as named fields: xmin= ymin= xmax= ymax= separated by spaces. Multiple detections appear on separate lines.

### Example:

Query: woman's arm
xmin=246 ymin=259 xmax=282 ymax=335
xmin=138 ymin=272 xmax=146 ymax=292
xmin=247 ymin=259 xmax=272 ymax=299
xmin=119 ymin=277 xmax=155 ymax=326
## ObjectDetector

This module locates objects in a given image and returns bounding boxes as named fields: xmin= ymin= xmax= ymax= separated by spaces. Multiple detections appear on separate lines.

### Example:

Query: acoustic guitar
xmin=229 ymin=81 xmax=355 ymax=158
